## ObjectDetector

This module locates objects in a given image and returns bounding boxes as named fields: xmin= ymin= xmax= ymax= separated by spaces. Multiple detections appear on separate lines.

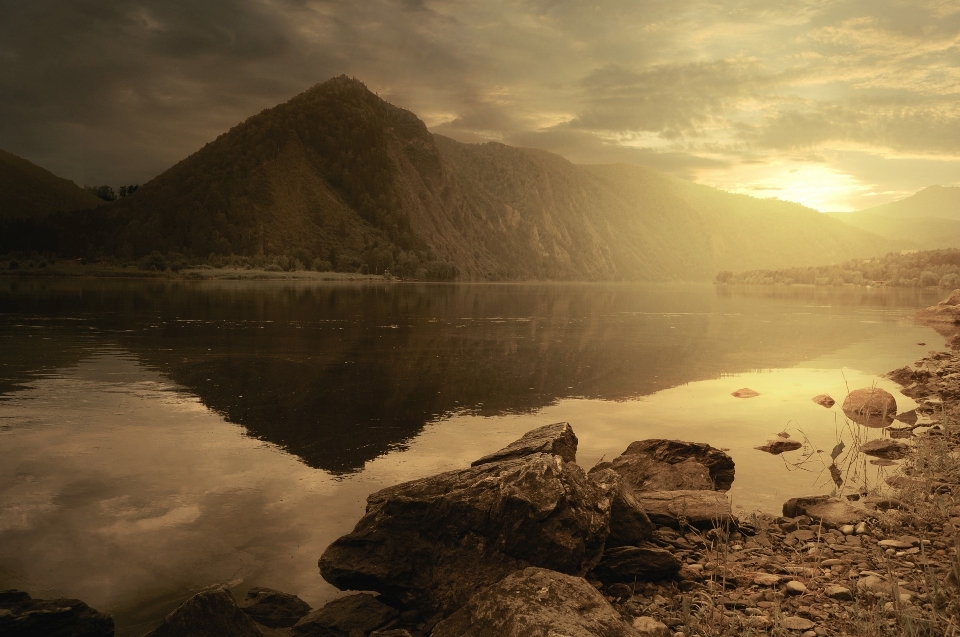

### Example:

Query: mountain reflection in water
xmin=0 ymin=280 xmax=944 ymax=474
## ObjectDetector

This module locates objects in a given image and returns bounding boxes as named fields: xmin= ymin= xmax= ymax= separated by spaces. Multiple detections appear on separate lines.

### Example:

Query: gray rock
xmin=471 ymin=422 xmax=577 ymax=466
xmin=842 ymin=388 xmax=897 ymax=427
xmin=634 ymin=490 xmax=733 ymax=530
xmin=755 ymin=439 xmax=803 ymax=454
xmin=0 ymin=589 xmax=114 ymax=637
xmin=319 ymin=452 xmax=611 ymax=616
xmin=782 ymin=495 xmax=866 ymax=526
xmin=588 ymin=468 xmax=654 ymax=548
xmin=860 ymin=439 xmax=910 ymax=460
xmin=430 ymin=567 xmax=640 ymax=637
xmin=144 ymin=588 xmax=262 ymax=637
xmin=605 ymin=440 xmax=735 ymax=492
xmin=590 ymin=545 xmax=683 ymax=582
xmin=291 ymin=594 xmax=398 ymax=637
xmin=240 ymin=587 xmax=312 ymax=628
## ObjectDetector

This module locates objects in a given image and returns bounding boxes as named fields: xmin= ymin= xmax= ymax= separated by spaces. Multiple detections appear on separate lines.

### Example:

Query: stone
xmin=782 ymin=616 xmax=815 ymax=631
xmin=471 ymin=422 xmax=577 ymax=466
xmin=590 ymin=545 xmax=683 ymax=583
xmin=634 ymin=490 xmax=733 ymax=530
xmin=812 ymin=394 xmax=835 ymax=408
xmin=588 ymin=468 xmax=655 ymax=548
xmin=145 ymin=588 xmax=262 ymax=637
xmin=732 ymin=388 xmax=760 ymax=398
xmin=291 ymin=594 xmax=398 ymax=637
xmin=319 ymin=452 xmax=611 ymax=616
xmin=842 ymin=388 xmax=897 ymax=427
xmin=755 ymin=439 xmax=803 ymax=454
xmin=857 ymin=575 xmax=893 ymax=596
xmin=0 ymin=589 xmax=114 ymax=637
xmin=784 ymin=581 xmax=807 ymax=595
xmin=240 ymin=587 xmax=312 ymax=628
xmin=606 ymin=583 xmax=635 ymax=600
xmin=824 ymin=585 xmax=854 ymax=601
xmin=860 ymin=439 xmax=910 ymax=460
xmin=782 ymin=495 xmax=865 ymax=526
xmin=431 ymin=567 xmax=640 ymax=637
xmin=605 ymin=439 xmax=735 ymax=492
xmin=632 ymin=616 xmax=671 ymax=637
xmin=370 ymin=631 xmax=414 ymax=637
xmin=877 ymin=539 xmax=913 ymax=549
xmin=754 ymin=573 xmax=781 ymax=586
xmin=913 ymin=289 xmax=960 ymax=325
xmin=840 ymin=524 xmax=855 ymax=535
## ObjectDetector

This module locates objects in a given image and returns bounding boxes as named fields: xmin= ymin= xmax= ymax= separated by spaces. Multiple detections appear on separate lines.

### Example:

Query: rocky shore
xmin=5 ymin=298 xmax=960 ymax=637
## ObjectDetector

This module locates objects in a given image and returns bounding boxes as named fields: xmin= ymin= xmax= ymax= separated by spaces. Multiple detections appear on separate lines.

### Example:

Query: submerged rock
xmin=319 ymin=452 xmax=611 ymax=616
xmin=590 ymin=545 xmax=682 ymax=582
xmin=842 ymin=387 xmax=897 ymax=427
xmin=812 ymin=394 xmax=835 ymax=408
xmin=0 ymin=589 xmax=114 ymax=637
xmin=603 ymin=439 xmax=735 ymax=492
xmin=755 ymin=439 xmax=803 ymax=454
xmin=860 ymin=438 xmax=910 ymax=459
xmin=471 ymin=422 xmax=578 ymax=466
xmin=145 ymin=588 xmax=262 ymax=637
xmin=430 ymin=567 xmax=640 ymax=637
xmin=240 ymin=587 xmax=312 ymax=628
xmin=291 ymin=593 xmax=399 ymax=637
xmin=732 ymin=388 xmax=760 ymax=398
xmin=633 ymin=490 xmax=732 ymax=530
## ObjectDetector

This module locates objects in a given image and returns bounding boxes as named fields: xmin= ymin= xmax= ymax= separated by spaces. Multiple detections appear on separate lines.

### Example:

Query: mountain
xmin=864 ymin=185 xmax=960 ymax=220
xmin=8 ymin=76 xmax=899 ymax=280
xmin=0 ymin=148 xmax=103 ymax=220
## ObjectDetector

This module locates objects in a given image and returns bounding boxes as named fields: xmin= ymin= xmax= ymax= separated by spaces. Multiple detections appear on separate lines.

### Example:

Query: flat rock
xmin=824 ymin=585 xmax=854 ymax=601
xmin=145 ymin=588 xmax=262 ymax=637
xmin=291 ymin=594 xmax=398 ymax=637
xmin=782 ymin=495 xmax=866 ymax=525
xmin=604 ymin=439 xmax=735 ymax=492
xmin=590 ymin=544 xmax=682 ymax=583
xmin=782 ymin=616 xmax=815 ymax=631
xmin=812 ymin=394 xmax=835 ymax=408
xmin=754 ymin=573 xmax=782 ymax=586
xmin=431 ymin=567 xmax=640 ymax=637
xmin=634 ymin=490 xmax=732 ymax=530
xmin=319 ymin=452 xmax=611 ymax=616
xmin=857 ymin=575 xmax=893 ymax=596
xmin=877 ymin=539 xmax=913 ymax=549
xmin=0 ymin=589 xmax=114 ymax=637
xmin=842 ymin=388 xmax=897 ymax=427
xmin=588 ymin=468 xmax=654 ymax=548
xmin=471 ymin=422 xmax=577 ymax=466
xmin=240 ymin=587 xmax=311 ymax=628
xmin=631 ymin=616 xmax=670 ymax=637
xmin=860 ymin=439 xmax=910 ymax=459
xmin=370 ymin=631 xmax=414 ymax=637
xmin=755 ymin=439 xmax=803 ymax=454
xmin=732 ymin=388 xmax=760 ymax=398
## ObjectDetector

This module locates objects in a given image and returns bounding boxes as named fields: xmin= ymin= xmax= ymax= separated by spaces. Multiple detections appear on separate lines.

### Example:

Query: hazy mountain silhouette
xmin=5 ymin=76 xmax=898 ymax=279
xmin=828 ymin=186 xmax=960 ymax=250
xmin=0 ymin=148 xmax=103 ymax=221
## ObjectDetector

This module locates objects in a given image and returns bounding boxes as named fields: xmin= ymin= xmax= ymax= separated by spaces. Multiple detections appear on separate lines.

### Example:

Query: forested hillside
xmin=717 ymin=249 xmax=960 ymax=287
xmin=2 ymin=76 xmax=902 ymax=281
xmin=0 ymin=149 xmax=103 ymax=220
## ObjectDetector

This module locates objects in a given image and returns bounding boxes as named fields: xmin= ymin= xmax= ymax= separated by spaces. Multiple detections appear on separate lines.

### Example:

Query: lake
xmin=0 ymin=279 xmax=945 ymax=635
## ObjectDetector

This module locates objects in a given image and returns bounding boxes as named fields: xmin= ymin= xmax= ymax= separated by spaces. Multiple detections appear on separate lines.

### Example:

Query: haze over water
xmin=0 ymin=280 xmax=945 ymax=635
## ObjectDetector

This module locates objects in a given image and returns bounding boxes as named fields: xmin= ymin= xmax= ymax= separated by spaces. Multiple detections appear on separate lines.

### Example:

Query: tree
xmin=87 ymin=185 xmax=116 ymax=201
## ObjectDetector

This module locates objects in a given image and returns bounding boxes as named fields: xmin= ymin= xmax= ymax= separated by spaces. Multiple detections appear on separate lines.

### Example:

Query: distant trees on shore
xmin=717 ymin=249 xmax=960 ymax=287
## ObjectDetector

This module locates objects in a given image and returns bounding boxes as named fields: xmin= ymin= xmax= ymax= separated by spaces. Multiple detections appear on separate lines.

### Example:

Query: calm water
xmin=0 ymin=279 xmax=946 ymax=635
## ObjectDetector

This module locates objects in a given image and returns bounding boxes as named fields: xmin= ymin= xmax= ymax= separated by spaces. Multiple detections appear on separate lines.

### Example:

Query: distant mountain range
xmin=0 ymin=148 xmax=103 ymax=221
xmin=0 ymin=75 xmax=931 ymax=281
xmin=826 ymin=186 xmax=960 ymax=250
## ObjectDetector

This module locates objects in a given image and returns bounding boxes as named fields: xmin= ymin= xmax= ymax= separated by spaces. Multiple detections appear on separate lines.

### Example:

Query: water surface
xmin=0 ymin=280 xmax=944 ymax=635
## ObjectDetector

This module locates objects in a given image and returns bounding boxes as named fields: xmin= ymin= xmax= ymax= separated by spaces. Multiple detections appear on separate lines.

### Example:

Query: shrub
xmin=138 ymin=251 xmax=167 ymax=271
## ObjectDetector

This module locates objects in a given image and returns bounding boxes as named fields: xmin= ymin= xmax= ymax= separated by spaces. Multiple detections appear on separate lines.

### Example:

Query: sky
xmin=2 ymin=0 xmax=960 ymax=212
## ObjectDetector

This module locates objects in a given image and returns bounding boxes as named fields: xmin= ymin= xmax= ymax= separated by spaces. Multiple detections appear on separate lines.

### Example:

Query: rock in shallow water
xmin=144 ymin=588 xmax=262 ymax=637
xmin=430 ymin=567 xmax=640 ymax=637
xmin=319 ymin=453 xmax=611 ymax=616
xmin=812 ymin=394 xmax=835 ymax=408
xmin=842 ymin=387 xmax=897 ymax=427
xmin=471 ymin=422 xmax=578 ymax=466
xmin=240 ymin=587 xmax=312 ymax=628
xmin=0 ymin=589 xmax=114 ymax=637
xmin=860 ymin=439 xmax=910 ymax=459
xmin=755 ymin=439 xmax=803 ymax=454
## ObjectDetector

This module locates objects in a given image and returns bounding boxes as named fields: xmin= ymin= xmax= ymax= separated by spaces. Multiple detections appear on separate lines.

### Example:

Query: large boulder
xmin=430 ymin=567 xmax=640 ymax=637
xmin=290 ymin=594 xmax=399 ymax=637
xmin=590 ymin=545 xmax=682 ymax=583
xmin=471 ymin=422 xmax=577 ymax=466
xmin=633 ymin=490 xmax=733 ymax=530
xmin=603 ymin=440 xmax=735 ymax=492
xmin=0 ymin=590 xmax=114 ymax=637
xmin=913 ymin=289 xmax=960 ymax=324
xmin=240 ymin=587 xmax=312 ymax=628
xmin=319 ymin=453 xmax=612 ymax=617
xmin=144 ymin=588 xmax=263 ymax=637
xmin=842 ymin=388 xmax=897 ymax=427
xmin=587 ymin=467 xmax=654 ymax=548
